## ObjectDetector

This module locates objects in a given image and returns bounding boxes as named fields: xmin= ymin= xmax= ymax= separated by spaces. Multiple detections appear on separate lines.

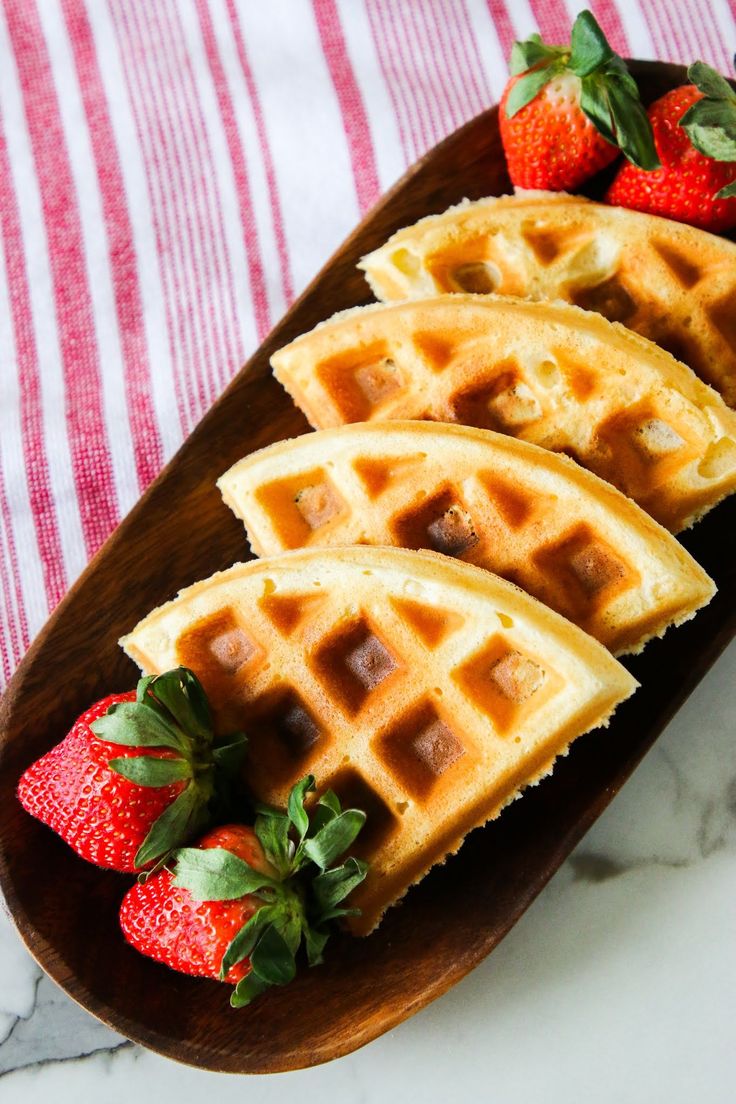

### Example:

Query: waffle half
xmin=359 ymin=191 xmax=736 ymax=406
xmin=218 ymin=422 xmax=715 ymax=656
xmin=121 ymin=546 xmax=636 ymax=935
xmin=270 ymin=295 xmax=736 ymax=532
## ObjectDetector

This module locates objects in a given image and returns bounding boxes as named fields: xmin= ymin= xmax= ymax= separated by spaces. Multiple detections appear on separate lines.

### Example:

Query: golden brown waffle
xmin=217 ymin=422 xmax=715 ymax=656
xmin=358 ymin=191 xmax=736 ymax=407
xmin=270 ymin=295 xmax=736 ymax=533
xmin=120 ymin=546 xmax=636 ymax=935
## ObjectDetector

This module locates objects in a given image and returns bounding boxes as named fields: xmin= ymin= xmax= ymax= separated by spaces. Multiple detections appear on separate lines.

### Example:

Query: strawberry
xmin=120 ymin=776 xmax=369 ymax=1007
xmin=17 ymin=668 xmax=247 ymax=872
xmin=606 ymin=61 xmax=736 ymax=231
xmin=500 ymin=10 xmax=659 ymax=191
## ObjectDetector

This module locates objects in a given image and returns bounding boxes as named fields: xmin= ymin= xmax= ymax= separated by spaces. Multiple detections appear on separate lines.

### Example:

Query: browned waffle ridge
xmin=120 ymin=546 xmax=636 ymax=936
xmin=270 ymin=295 xmax=736 ymax=533
xmin=217 ymin=422 xmax=715 ymax=656
xmin=358 ymin=191 xmax=736 ymax=407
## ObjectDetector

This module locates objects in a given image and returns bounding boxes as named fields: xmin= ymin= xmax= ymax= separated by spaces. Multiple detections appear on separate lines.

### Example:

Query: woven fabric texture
xmin=1 ymin=0 xmax=734 ymax=688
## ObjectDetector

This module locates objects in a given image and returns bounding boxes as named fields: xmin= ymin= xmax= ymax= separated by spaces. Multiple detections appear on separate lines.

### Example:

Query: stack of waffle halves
xmin=123 ymin=193 xmax=736 ymax=935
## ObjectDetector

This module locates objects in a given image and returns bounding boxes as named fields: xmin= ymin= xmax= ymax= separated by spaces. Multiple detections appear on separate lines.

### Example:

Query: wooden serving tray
xmin=1 ymin=60 xmax=734 ymax=1074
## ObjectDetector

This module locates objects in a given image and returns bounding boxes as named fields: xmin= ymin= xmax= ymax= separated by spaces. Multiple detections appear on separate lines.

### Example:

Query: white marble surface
xmin=2 ymin=639 xmax=735 ymax=1102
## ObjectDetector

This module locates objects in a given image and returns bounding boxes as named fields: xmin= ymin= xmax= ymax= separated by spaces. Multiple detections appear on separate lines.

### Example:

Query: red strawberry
xmin=17 ymin=668 xmax=247 ymax=872
xmin=119 ymin=776 xmax=370 ymax=1008
xmin=500 ymin=11 xmax=659 ymax=191
xmin=18 ymin=691 xmax=183 ymax=871
xmin=120 ymin=825 xmax=270 ymax=984
xmin=607 ymin=62 xmax=736 ymax=231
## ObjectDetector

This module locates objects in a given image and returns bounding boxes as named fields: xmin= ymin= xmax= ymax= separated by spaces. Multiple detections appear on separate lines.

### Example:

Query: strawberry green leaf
xmin=108 ymin=755 xmax=191 ymax=788
xmin=211 ymin=731 xmax=248 ymax=773
xmin=304 ymin=925 xmax=329 ymax=967
xmin=317 ymin=789 xmax=342 ymax=817
xmin=716 ymin=179 xmax=736 ymax=198
xmin=317 ymin=905 xmax=361 ymax=922
xmin=679 ymin=62 xmax=736 ymax=165
xmin=134 ymin=783 xmax=208 ymax=868
xmin=504 ymin=66 xmax=556 ymax=118
xmin=312 ymin=857 xmax=369 ymax=913
xmin=680 ymin=98 xmax=736 ymax=138
xmin=136 ymin=674 xmax=156 ymax=704
xmin=252 ymin=799 xmax=280 ymax=816
xmin=254 ymin=809 xmax=292 ymax=876
xmin=684 ymin=121 xmax=736 ymax=162
xmin=605 ymin=76 xmax=661 ymax=170
xmin=680 ymin=97 xmax=736 ymax=161
xmin=250 ymin=924 xmax=297 ymax=986
xmin=273 ymin=910 xmax=304 ymax=957
xmin=509 ymin=33 xmax=562 ymax=77
xmin=220 ymin=905 xmax=277 ymax=978
xmin=306 ymin=789 xmax=342 ymax=837
xmin=580 ymin=72 xmax=660 ymax=170
xmin=147 ymin=668 xmax=212 ymax=741
xmin=173 ymin=846 xmax=276 ymax=901
xmin=579 ymin=75 xmax=617 ymax=146
xmin=568 ymin=10 xmax=613 ymax=78
xmin=230 ymin=971 xmax=269 ymax=1008
xmin=302 ymin=809 xmax=367 ymax=871
xmin=287 ymin=775 xmax=315 ymax=841
xmin=606 ymin=60 xmax=640 ymax=99
xmin=90 ymin=701 xmax=187 ymax=753
xmin=687 ymin=61 xmax=736 ymax=103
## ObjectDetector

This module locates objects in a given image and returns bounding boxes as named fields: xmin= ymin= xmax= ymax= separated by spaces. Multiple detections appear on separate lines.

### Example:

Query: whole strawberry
xmin=500 ymin=10 xmax=659 ymax=191
xmin=17 ymin=668 xmax=247 ymax=872
xmin=607 ymin=61 xmax=736 ymax=231
xmin=120 ymin=777 xmax=369 ymax=1007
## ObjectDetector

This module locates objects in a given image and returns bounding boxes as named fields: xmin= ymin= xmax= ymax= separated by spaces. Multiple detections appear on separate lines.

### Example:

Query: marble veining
xmin=0 ymin=904 xmax=128 ymax=1078
xmin=0 ymin=638 xmax=734 ymax=1103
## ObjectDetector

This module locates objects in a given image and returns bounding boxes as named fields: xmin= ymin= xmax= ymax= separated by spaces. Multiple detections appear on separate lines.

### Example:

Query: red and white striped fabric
xmin=1 ymin=0 xmax=735 ymax=690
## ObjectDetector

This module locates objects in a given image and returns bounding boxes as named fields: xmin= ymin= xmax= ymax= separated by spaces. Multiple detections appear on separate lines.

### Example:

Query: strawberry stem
xmin=171 ymin=775 xmax=370 ymax=1007
xmin=90 ymin=668 xmax=248 ymax=868
xmin=505 ymin=9 xmax=660 ymax=170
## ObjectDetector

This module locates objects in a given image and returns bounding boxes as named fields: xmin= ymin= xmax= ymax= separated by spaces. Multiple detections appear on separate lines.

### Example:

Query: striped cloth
xmin=1 ymin=0 xmax=735 ymax=690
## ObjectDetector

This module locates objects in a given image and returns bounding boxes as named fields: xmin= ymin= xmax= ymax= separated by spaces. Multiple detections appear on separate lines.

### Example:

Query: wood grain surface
xmin=1 ymin=60 xmax=734 ymax=1074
